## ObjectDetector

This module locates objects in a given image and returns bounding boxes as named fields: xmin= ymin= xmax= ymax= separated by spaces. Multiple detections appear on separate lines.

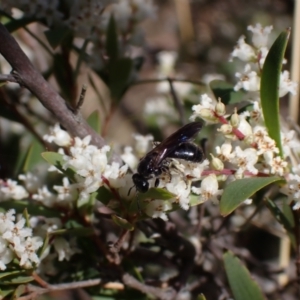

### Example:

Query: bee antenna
xmin=128 ymin=185 xmax=135 ymax=196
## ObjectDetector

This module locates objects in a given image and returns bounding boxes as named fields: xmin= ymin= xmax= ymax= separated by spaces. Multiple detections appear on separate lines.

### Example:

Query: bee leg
xmin=155 ymin=178 xmax=160 ymax=187
xmin=136 ymin=193 xmax=141 ymax=214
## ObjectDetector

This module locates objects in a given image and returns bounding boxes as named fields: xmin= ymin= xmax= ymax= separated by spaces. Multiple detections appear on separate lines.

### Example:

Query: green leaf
xmin=50 ymin=227 xmax=94 ymax=237
xmin=41 ymin=152 xmax=76 ymax=180
xmin=105 ymin=15 xmax=119 ymax=61
xmin=0 ymin=200 xmax=61 ymax=218
xmin=220 ymin=177 xmax=283 ymax=216
xmin=44 ymin=26 xmax=73 ymax=49
xmin=190 ymin=194 xmax=205 ymax=206
xmin=0 ymin=288 xmax=14 ymax=298
xmin=22 ymin=138 xmax=44 ymax=172
xmin=95 ymin=186 xmax=113 ymax=206
xmin=137 ymin=188 xmax=175 ymax=202
xmin=282 ymin=198 xmax=295 ymax=227
xmin=53 ymin=53 xmax=75 ymax=102
xmin=111 ymin=215 xmax=134 ymax=231
xmin=0 ymin=270 xmax=34 ymax=285
xmin=0 ymin=270 xmax=23 ymax=280
xmin=109 ymin=58 xmax=133 ymax=100
xmin=210 ymin=80 xmax=245 ymax=105
xmin=260 ymin=29 xmax=290 ymax=157
xmin=224 ymin=252 xmax=266 ymax=300
xmin=265 ymin=198 xmax=293 ymax=233
xmin=5 ymin=17 xmax=35 ymax=32
xmin=197 ymin=294 xmax=207 ymax=300
xmin=87 ymin=110 xmax=102 ymax=134
xmin=12 ymin=284 xmax=26 ymax=298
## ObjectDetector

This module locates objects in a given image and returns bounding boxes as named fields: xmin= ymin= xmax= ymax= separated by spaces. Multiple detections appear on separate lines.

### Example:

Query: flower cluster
xmin=0 ymin=209 xmax=43 ymax=270
xmin=231 ymin=24 xmax=297 ymax=97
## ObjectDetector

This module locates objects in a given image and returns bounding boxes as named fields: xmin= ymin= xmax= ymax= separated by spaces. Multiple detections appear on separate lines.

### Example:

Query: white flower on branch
xmin=247 ymin=24 xmax=273 ymax=48
xmin=0 ymin=179 xmax=28 ymax=200
xmin=14 ymin=236 xmax=43 ymax=268
xmin=234 ymin=64 xmax=260 ymax=92
xmin=230 ymin=35 xmax=255 ymax=62
xmin=192 ymin=174 xmax=222 ymax=203
xmin=43 ymin=123 xmax=71 ymax=147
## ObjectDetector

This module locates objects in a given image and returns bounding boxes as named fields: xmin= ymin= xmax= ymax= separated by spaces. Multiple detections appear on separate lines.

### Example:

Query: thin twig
xmin=131 ymin=77 xmax=205 ymax=87
xmin=122 ymin=273 xmax=176 ymax=300
xmin=0 ymin=23 xmax=118 ymax=159
xmin=0 ymin=89 xmax=50 ymax=148
xmin=18 ymin=279 xmax=103 ymax=300
xmin=74 ymin=84 xmax=87 ymax=114
xmin=167 ymin=77 xmax=186 ymax=125
xmin=0 ymin=73 xmax=19 ymax=83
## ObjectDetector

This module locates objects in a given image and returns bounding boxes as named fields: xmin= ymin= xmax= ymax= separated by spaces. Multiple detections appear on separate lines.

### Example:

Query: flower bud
xmin=210 ymin=154 xmax=224 ymax=171
xmin=218 ymin=124 xmax=233 ymax=135
xmin=215 ymin=99 xmax=226 ymax=116
xmin=230 ymin=109 xmax=240 ymax=128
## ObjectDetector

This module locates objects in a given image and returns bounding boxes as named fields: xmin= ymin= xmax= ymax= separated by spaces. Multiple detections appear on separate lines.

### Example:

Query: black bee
xmin=132 ymin=122 xmax=204 ymax=193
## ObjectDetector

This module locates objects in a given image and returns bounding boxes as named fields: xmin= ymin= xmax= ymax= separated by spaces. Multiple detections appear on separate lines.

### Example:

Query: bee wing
xmin=151 ymin=121 xmax=203 ymax=165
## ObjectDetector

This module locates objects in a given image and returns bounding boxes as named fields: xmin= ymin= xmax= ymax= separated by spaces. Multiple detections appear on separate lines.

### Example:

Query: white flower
xmin=53 ymin=237 xmax=79 ymax=261
xmin=0 ymin=238 xmax=14 ymax=270
xmin=157 ymin=51 xmax=177 ymax=76
xmin=282 ymin=130 xmax=300 ymax=158
xmin=32 ymin=186 xmax=56 ymax=207
xmin=247 ymin=24 xmax=273 ymax=48
xmin=280 ymin=174 xmax=300 ymax=208
xmin=215 ymin=142 xmax=233 ymax=161
xmin=2 ymin=218 xmax=32 ymax=247
xmin=234 ymin=64 xmax=260 ymax=92
xmin=258 ymin=47 xmax=269 ymax=67
xmin=18 ymin=172 xmax=41 ymax=193
xmin=133 ymin=133 xmax=153 ymax=157
xmin=0 ymin=179 xmax=28 ymax=200
xmin=230 ymin=147 xmax=258 ymax=175
xmin=230 ymin=35 xmax=255 ymax=62
xmin=192 ymin=174 xmax=222 ymax=203
xmin=279 ymin=70 xmax=298 ymax=97
xmin=166 ymin=177 xmax=191 ymax=210
xmin=190 ymin=94 xmax=219 ymax=123
xmin=237 ymin=117 xmax=253 ymax=137
xmin=53 ymin=177 xmax=78 ymax=203
xmin=43 ymin=123 xmax=71 ymax=147
xmin=145 ymin=200 xmax=172 ymax=221
xmin=121 ymin=147 xmax=139 ymax=170
xmin=14 ymin=236 xmax=43 ymax=268
xmin=0 ymin=209 xmax=16 ymax=234
xmin=266 ymin=156 xmax=287 ymax=176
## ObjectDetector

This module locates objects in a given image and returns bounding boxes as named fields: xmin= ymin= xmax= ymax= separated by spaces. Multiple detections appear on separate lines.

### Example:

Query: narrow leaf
xmin=44 ymin=26 xmax=73 ymax=49
xmin=5 ymin=17 xmax=35 ymax=32
xmin=111 ymin=215 xmax=134 ymax=231
xmin=210 ymin=80 xmax=245 ymax=105
xmin=265 ymin=198 xmax=293 ymax=233
xmin=41 ymin=152 xmax=76 ymax=180
xmin=224 ymin=252 xmax=266 ymax=300
xmin=137 ymin=188 xmax=175 ymax=202
xmin=106 ymin=15 xmax=119 ymax=60
xmin=22 ymin=139 xmax=44 ymax=172
xmin=109 ymin=58 xmax=133 ymax=100
xmin=87 ymin=110 xmax=102 ymax=134
xmin=220 ymin=177 xmax=283 ymax=216
xmin=260 ymin=28 xmax=291 ymax=157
